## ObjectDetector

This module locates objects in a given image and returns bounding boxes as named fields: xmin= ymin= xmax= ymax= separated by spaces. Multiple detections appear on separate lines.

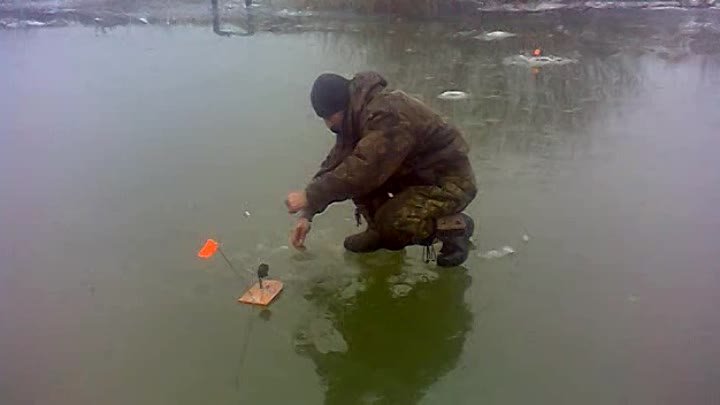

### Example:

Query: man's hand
xmin=289 ymin=218 xmax=311 ymax=250
xmin=285 ymin=191 xmax=308 ymax=214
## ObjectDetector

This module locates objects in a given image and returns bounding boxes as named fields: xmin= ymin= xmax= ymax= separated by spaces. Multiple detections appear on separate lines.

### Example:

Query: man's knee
xmin=445 ymin=178 xmax=477 ymax=213
xmin=375 ymin=210 xmax=433 ymax=249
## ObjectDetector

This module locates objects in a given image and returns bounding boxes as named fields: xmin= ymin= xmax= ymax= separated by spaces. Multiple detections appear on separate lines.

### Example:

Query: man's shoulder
xmin=384 ymin=89 xmax=428 ymax=104
xmin=367 ymin=89 xmax=431 ymax=115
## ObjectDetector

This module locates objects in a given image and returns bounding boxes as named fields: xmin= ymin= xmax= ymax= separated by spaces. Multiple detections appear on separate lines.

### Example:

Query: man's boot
xmin=435 ymin=213 xmax=475 ymax=267
xmin=344 ymin=228 xmax=382 ymax=253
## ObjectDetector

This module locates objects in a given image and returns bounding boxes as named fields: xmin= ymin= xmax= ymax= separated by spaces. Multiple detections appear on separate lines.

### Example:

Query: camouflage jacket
xmin=302 ymin=71 xmax=475 ymax=219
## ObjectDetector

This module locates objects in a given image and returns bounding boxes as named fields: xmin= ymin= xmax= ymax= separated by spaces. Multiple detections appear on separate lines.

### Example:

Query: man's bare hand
xmin=285 ymin=191 xmax=308 ymax=214
xmin=289 ymin=218 xmax=311 ymax=250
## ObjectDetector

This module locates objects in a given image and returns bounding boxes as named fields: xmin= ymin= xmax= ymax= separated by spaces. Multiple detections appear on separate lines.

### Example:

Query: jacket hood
xmin=342 ymin=71 xmax=388 ymax=143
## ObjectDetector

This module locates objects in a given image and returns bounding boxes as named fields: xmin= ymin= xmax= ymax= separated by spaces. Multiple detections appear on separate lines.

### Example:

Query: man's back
xmin=362 ymin=88 xmax=472 ymax=182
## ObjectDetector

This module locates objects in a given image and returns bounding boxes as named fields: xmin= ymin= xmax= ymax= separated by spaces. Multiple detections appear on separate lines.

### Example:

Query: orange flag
xmin=197 ymin=239 xmax=219 ymax=259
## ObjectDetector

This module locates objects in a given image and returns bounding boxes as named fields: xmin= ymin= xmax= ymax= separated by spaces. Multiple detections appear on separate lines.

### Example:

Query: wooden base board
xmin=237 ymin=280 xmax=283 ymax=306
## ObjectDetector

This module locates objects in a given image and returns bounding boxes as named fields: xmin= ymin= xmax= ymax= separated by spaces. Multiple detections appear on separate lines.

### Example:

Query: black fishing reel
xmin=257 ymin=263 xmax=269 ymax=279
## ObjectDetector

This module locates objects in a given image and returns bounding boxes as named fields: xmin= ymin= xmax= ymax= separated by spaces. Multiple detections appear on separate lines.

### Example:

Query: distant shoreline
xmin=2 ymin=0 xmax=719 ymax=32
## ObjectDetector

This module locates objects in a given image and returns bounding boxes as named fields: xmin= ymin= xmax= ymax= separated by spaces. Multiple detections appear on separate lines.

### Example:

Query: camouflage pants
xmin=353 ymin=173 xmax=477 ymax=250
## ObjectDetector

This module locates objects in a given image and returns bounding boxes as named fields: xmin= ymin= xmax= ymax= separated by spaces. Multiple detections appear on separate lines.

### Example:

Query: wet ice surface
xmin=503 ymin=54 xmax=579 ymax=67
xmin=387 ymin=267 xmax=440 ymax=297
xmin=295 ymin=315 xmax=349 ymax=354
xmin=2 ymin=9 xmax=720 ymax=405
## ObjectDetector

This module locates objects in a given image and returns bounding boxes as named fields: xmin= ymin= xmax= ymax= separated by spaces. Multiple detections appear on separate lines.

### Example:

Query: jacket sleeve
xmin=311 ymin=142 xmax=340 ymax=180
xmin=302 ymin=111 xmax=414 ymax=218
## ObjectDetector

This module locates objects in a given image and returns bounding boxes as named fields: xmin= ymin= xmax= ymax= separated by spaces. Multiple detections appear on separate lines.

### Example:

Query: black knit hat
xmin=310 ymin=73 xmax=350 ymax=118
